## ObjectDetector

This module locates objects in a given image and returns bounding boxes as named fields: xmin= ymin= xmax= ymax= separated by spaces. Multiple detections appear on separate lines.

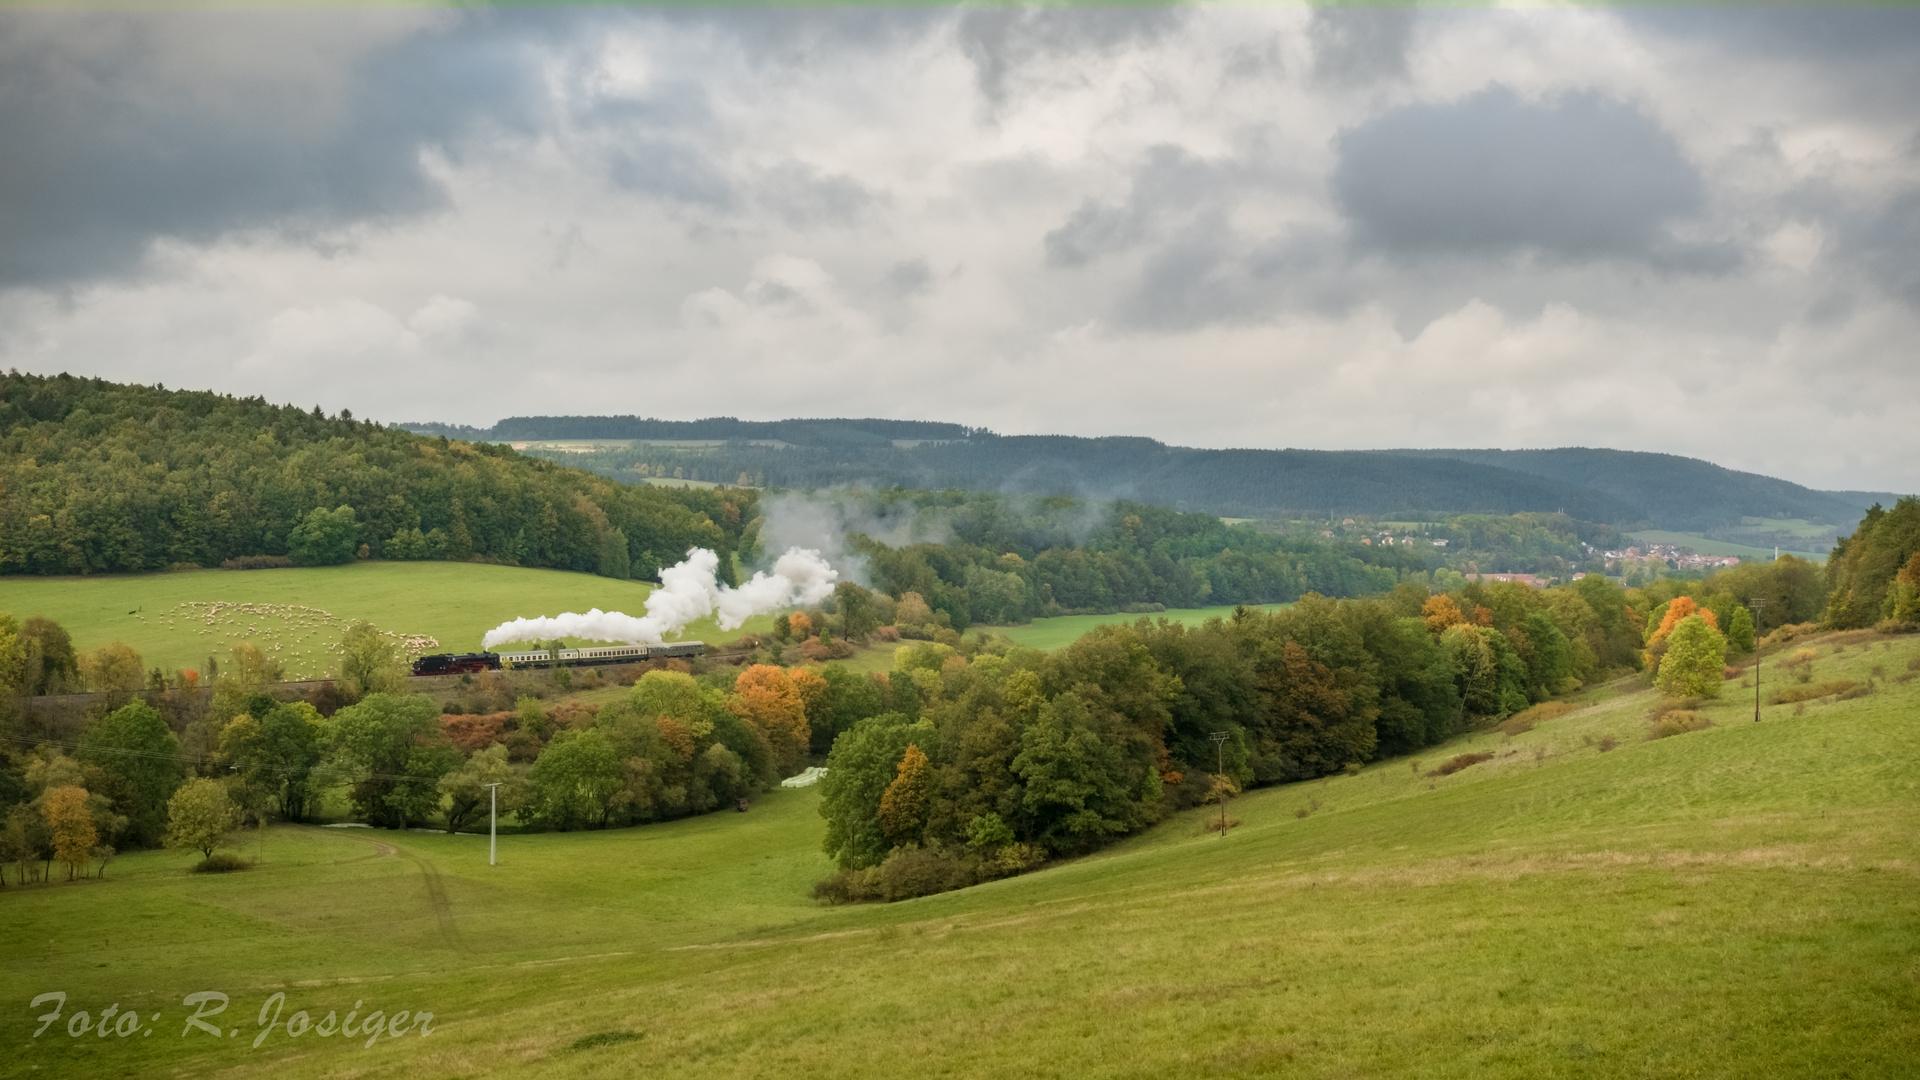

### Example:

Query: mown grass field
xmin=0 ymin=563 xmax=774 ymax=679
xmin=997 ymin=603 xmax=1292 ymax=651
xmin=6 ymin=631 xmax=1916 ymax=1078
xmin=1628 ymin=530 xmax=1824 ymax=562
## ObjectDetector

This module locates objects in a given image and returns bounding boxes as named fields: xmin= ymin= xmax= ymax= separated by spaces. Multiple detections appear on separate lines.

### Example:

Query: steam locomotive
xmin=410 ymin=640 xmax=706 ymax=676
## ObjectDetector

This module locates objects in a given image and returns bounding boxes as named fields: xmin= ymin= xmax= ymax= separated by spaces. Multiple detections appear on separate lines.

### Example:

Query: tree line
xmin=809 ymin=547 xmax=1869 ymax=902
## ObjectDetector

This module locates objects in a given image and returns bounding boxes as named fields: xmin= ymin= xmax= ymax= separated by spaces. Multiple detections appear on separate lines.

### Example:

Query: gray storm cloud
xmin=1332 ymin=88 xmax=1710 ymax=264
xmin=0 ymin=7 xmax=1917 ymax=492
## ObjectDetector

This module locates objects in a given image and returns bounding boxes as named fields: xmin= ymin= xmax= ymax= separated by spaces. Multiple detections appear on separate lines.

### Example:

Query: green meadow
xmin=0 ymin=563 xmax=775 ymax=678
xmin=1628 ymin=530 xmax=1824 ymax=562
xmin=996 ymin=603 xmax=1293 ymax=651
xmin=5 ymin=631 xmax=1916 ymax=1078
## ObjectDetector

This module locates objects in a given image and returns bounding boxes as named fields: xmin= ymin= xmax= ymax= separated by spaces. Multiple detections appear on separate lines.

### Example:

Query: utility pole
xmin=485 ymin=782 xmax=502 ymax=866
xmin=1749 ymin=598 xmax=1768 ymax=723
xmin=1210 ymin=731 xmax=1230 ymax=836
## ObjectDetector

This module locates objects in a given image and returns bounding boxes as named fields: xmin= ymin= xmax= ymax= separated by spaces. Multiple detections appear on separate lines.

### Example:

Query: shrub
xmin=1760 ymin=622 xmax=1822 ymax=648
xmin=872 ymin=626 xmax=901 ymax=642
xmin=1498 ymin=701 xmax=1575 ymax=736
xmin=1768 ymin=681 xmax=1858 ymax=705
xmin=811 ymin=866 xmax=883 ymax=904
xmin=194 ymin=853 xmax=252 ymax=873
xmin=1723 ymin=665 xmax=1742 ymax=680
xmin=1426 ymin=752 xmax=1494 ymax=777
xmin=1647 ymin=711 xmax=1714 ymax=740
xmin=569 ymin=1031 xmax=643 ymax=1051
xmin=220 ymin=555 xmax=293 ymax=571
xmin=1597 ymin=735 xmax=1619 ymax=752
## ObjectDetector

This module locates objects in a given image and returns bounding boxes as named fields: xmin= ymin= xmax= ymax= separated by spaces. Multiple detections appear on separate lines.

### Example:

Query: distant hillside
xmin=402 ymin=415 xmax=978 ymax=447
xmin=1395 ymin=448 xmax=1903 ymax=533
xmin=403 ymin=416 xmax=1911 ymax=532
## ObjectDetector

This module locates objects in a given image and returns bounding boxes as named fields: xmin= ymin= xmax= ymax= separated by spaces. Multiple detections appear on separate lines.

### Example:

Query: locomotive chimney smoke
xmin=479 ymin=546 xmax=838 ymax=650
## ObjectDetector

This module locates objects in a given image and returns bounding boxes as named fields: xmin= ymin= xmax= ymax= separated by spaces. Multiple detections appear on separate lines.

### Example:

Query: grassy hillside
xmin=6 ymin=629 xmax=1916 ymax=1077
xmin=996 ymin=603 xmax=1292 ymax=651
xmin=0 ymin=562 xmax=774 ymax=678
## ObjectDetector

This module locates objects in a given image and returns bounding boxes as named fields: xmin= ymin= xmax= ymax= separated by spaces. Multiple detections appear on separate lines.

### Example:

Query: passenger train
xmin=410 ymin=640 xmax=705 ymax=676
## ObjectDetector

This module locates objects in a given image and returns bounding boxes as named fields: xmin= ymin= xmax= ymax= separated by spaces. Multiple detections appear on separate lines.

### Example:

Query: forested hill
xmin=405 ymin=415 xmax=979 ymax=446
xmin=0 ymin=373 xmax=753 ymax=578
xmin=416 ymin=416 xmax=1905 ymax=530
xmin=1394 ymin=448 xmax=1904 ymax=533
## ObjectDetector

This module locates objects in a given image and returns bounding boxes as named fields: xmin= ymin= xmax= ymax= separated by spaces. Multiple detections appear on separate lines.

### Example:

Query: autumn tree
xmin=730 ymin=665 xmax=810 ymax=777
xmin=44 ymin=786 xmax=97 ymax=881
xmin=164 ymin=778 xmax=240 ymax=861
xmin=894 ymin=592 xmax=934 ymax=629
xmin=1421 ymin=594 xmax=1464 ymax=636
xmin=820 ymin=713 xmax=930 ymax=868
xmin=787 ymin=667 xmax=832 ymax=746
xmin=788 ymin=612 xmax=814 ymax=640
xmin=79 ymin=641 xmax=145 ymax=696
xmin=1654 ymin=615 xmax=1727 ymax=699
xmin=876 ymin=743 xmax=932 ymax=846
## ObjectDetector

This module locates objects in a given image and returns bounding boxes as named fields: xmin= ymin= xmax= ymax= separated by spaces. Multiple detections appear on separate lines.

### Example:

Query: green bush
xmin=193 ymin=853 xmax=252 ymax=873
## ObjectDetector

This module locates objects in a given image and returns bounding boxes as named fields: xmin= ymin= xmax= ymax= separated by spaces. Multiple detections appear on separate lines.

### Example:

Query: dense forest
xmin=407 ymin=414 xmax=1903 ymax=530
xmin=0 ymin=372 xmax=755 ymax=579
xmin=1823 ymin=497 xmax=1920 ymax=629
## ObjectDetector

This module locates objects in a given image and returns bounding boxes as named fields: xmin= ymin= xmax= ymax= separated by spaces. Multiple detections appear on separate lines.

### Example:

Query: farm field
xmin=1628 ymin=530 xmax=1824 ymax=562
xmin=997 ymin=603 xmax=1292 ymax=651
xmin=7 ymin=630 xmax=1916 ymax=1078
xmin=0 ymin=563 xmax=773 ymax=679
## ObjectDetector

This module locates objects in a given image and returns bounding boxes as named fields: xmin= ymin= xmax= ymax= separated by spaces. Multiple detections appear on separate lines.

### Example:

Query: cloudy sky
xmin=1 ymin=5 xmax=1916 ymax=492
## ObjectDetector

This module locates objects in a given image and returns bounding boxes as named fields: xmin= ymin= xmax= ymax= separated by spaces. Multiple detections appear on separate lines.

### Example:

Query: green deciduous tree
xmin=76 ymin=701 xmax=180 ymax=847
xmin=329 ymin=694 xmax=457 ymax=828
xmin=1726 ymin=604 xmax=1756 ymax=655
xmin=336 ymin=621 xmax=407 ymax=700
xmin=1655 ymin=615 xmax=1727 ymax=699
xmin=164 ymin=778 xmax=239 ymax=860
xmin=288 ymin=505 xmax=359 ymax=566
xmin=523 ymin=729 xmax=622 ymax=830
xmin=439 ymin=744 xmax=521 ymax=834
xmin=820 ymin=713 xmax=930 ymax=869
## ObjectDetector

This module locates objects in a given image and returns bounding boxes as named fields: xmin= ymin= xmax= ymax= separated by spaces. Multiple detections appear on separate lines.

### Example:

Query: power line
xmin=0 ymin=732 xmax=444 ymax=786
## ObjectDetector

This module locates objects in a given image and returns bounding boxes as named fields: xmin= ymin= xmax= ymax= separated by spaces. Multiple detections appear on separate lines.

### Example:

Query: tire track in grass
xmin=397 ymin=847 xmax=472 ymax=955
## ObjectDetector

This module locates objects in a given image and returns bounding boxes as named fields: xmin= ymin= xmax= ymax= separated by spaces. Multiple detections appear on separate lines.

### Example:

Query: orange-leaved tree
xmin=787 ymin=667 xmax=831 ymax=743
xmin=730 ymin=665 xmax=810 ymax=777
xmin=877 ymin=743 xmax=932 ymax=846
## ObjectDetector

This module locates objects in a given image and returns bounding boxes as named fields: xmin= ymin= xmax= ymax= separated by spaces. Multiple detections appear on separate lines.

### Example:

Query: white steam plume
xmin=480 ymin=546 xmax=838 ymax=650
